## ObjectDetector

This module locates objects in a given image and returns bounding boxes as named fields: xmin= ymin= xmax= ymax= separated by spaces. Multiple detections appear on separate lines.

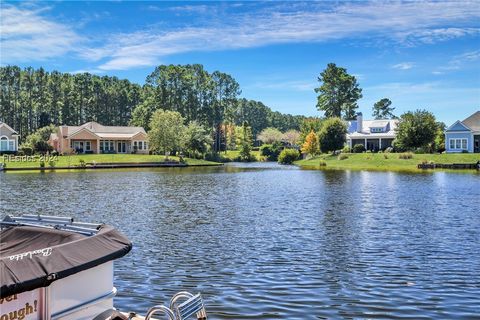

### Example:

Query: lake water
xmin=1 ymin=163 xmax=479 ymax=319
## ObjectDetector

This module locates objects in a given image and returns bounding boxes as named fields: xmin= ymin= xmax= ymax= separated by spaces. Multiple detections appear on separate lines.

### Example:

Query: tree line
xmin=0 ymin=65 xmax=305 ymax=150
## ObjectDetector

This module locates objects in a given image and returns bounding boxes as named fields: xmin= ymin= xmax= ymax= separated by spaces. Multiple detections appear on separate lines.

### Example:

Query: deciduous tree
xmin=148 ymin=109 xmax=186 ymax=155
xmin=394 ymin=109 xmax=437 ymax=151
xmin=257 ymin=127 xmax=283 ymax=144
xmin=301 ymin=130 xmax=320 ymax=157
xmin=318 ymin=117 xmax=347 ymax=153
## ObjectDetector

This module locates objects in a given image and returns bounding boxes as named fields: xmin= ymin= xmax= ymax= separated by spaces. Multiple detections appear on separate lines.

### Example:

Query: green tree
xmin=394 ymin=109 xmax=437 ymax=151
xmin=257 ymin=127 xmax=283 ymax=144
xmin=148 ymin=109 xmax=186 ymax=155
xmin=236 ymin=121 xmax=254 ymax=161
xmin=21 ymin=124 xmax=56 ymax=154
xmin=315 ymin=63 xmax=362 ymax=119
xmin=300 ymin=117 xmax=324 ymax=144
xmin=434 ymin=121 xmax=446 ymax=153
xmin=373 ymin=98 xmax=396 ymax=119
xmin=318 ymin=117 xmax=347 ymax=153
xmin=183 ymin=121 xmax=213 ymax=158
xmin=301 ymin=130 xmax=320 ymax=157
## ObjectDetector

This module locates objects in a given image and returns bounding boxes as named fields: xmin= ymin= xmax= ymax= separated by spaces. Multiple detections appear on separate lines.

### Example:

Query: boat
xmin=0 ymin=214 xmax=208 ymax=320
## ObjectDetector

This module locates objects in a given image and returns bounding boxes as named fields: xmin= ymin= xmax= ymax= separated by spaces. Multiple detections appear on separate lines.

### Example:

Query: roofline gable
xmin=67 ymin=127 xmax=101 ymax=139
xmin=445 ymin=120 xmax=472 ymax=132
xmin=0 ymin=122 xmax=19 ymax=135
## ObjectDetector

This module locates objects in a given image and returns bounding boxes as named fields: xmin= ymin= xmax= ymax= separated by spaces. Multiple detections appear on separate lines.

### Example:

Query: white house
xmin=445 ymin=111 xmax=480 ymax=153
xmin=346 ymin=113 xmax=398 ymax=151
xmin=0 ymin=122 xmax=20 ymax=153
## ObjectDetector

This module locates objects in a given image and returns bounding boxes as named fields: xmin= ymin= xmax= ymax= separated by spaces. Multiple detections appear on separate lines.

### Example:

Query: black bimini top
xmin=0 ymin=215 xmax=132 ymax=298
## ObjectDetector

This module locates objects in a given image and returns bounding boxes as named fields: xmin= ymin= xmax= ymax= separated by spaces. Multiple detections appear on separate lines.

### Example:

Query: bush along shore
xmin=1 ymin=154 xmax=221 ymax=171
xmin=295 ymin=152 xmax=480 ymax=172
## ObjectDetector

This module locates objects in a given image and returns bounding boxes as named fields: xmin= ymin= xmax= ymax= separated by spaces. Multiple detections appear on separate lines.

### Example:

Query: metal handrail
xmin=144 ymin=305 xmax=176 ymax=320
xmin=1 ymin=214 xmax=101 ymax=235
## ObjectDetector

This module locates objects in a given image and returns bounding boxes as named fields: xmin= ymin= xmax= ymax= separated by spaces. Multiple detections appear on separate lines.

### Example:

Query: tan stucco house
xmin=48 ymin=122 xmax=148 ymax=154
xmin=0 ymin=122 xmax=20 ymax=153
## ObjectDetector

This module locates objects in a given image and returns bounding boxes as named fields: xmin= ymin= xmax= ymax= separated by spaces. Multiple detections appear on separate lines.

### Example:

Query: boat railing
xmin=144 ymin=291 xmax=207 ymax=320
xmin=1 ymin=214 xmax=102 ymax=236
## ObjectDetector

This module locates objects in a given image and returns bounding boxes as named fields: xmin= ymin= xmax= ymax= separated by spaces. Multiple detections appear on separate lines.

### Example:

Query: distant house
xmin=0 ymin=122 xmax=19 ymax=153
xmin=445 ymin=111 xmax=480 ymax=153
xmin=346 ymin=113 xmax=398 ymax=151
xmin=48 ymin=121 xmax=148 ymax=154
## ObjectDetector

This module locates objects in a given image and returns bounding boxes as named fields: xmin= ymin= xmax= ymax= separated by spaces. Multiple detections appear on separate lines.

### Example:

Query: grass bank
xmin=2 ymin=154 xmax=219 ymax=169
xmin=296 ymin=153 xmax=480 ymax=172
xmin=218 ymin=150 xmax=262 ymax=162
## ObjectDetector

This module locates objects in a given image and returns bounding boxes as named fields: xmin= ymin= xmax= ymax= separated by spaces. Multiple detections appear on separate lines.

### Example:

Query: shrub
xmin=39 ymin=161 xmax=45 ymax=168
xmin=342 ymin=145 xmax=351 ymax=153
xmin=20 ymin=146 xmax=33 ymax=156
xmin=384 ymin=147 xmax=393 ymax=153
xmin=398 ymin=152 xmax=413 ymax=160
xmin=366 ymin=150 xmax=372 ymax=153
xmin=383 ymin=154 xmax=389 ymax=159
xmin=260 ymin=143 xmax=282 ymax=161
xmin=79 ymin=159 xmax=86 ymax=168
xmin=461 ymin=149 xmax=469 ymax=153
xmin=317 ymin=160 xmax=327 ymax=167
xmin=352 ymin=144 xmax=366 ymax=153
xmin=49 ymin=160 xmax=56 ymax=168
xmin=338 ymin=154 xmax=349 ymax=160
xmin=278 ymin=148 xmax=300 ymax=164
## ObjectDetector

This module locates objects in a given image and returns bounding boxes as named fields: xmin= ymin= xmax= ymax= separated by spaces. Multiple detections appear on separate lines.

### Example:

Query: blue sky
xmin=1 ymin=1 xmax=479 ymax=125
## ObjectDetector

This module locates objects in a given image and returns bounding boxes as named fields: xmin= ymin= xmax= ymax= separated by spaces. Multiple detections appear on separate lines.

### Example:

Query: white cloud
xmin=2 ymin=1 xmax=479 ymax=70
xmin=433 ymin=49 xmax=480 ymax=74
xmin=0 ymin=5 xmax=83 ymax=62
xmin=89 ymin=1 xmax=480 ymax=70
xmin=392 ymin=62 xmax=414 ymax=70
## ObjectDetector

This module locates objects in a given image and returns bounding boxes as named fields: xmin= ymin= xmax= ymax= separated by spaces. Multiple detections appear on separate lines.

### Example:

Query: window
xmin=9 ymin=141 xmax=14 ymax=151
xmin=450 ymin=138 xmax=468 ymax=150
xmin=370 ymin=127 xmax=383 ymax=133
xmin=0 ymin=137 xmax=8 ymax=151
xmin=138 ymin=141 xmax=143 ymax=150
xmin=85 ymin=141 xmax=91 ymax=151
xmin=133 ymin=141 xmax=138 ymax=149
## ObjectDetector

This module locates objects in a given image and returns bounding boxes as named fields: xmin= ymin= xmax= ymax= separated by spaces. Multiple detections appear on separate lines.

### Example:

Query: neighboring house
xmin=445 ymin=111 xmax=480 ymax=153
xmin=346 ymin=113 xmax=398 ymax=151
xmin=48 ymin=121 xmax=148 ymax=154
xmin=0 ymin=122 xmax=20 ymax=153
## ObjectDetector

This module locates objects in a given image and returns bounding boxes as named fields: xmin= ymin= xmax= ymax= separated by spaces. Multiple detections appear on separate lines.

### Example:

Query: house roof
xmin=346 ymin=119 xmax=398 ymax=138
xmin=445 ymin=111 xmax=480 ymax=133
xmin=0 ymin=122 xmax=19 ymax=135
xmin=64 ymin=121 xmax=146 ymax=139
xmin=462 ymin=111 xmax=480 ymax=132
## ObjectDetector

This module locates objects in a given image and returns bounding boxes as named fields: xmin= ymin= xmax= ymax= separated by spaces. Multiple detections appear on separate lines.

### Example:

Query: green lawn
xmin=223 ymin=150 xmax=261 ymax=161
xmin=2 ymin=153 xmax=219 ymax=169
xmin=296 ymin=153 xmax=480 ymax=172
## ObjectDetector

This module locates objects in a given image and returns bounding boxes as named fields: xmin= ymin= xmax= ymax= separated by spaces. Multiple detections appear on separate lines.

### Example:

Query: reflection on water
xmin=1 ymin=163 xmax=480 ymax=319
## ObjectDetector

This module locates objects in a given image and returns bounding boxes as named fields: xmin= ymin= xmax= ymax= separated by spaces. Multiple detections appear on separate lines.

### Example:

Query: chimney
xmin=356 ymin=112 xmax=363 ymax=133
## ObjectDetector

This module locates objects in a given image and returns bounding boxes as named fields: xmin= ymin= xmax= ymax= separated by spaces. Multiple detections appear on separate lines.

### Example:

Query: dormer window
xmin=370 ymin=127 xmax=384 ymax=133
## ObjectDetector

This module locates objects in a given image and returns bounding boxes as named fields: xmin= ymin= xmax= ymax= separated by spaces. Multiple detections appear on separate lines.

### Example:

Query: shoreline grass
xmin=295 ymin=153 xmax=480 ymax=173
xmin=2 ymin=154 xmax=219 ymax=169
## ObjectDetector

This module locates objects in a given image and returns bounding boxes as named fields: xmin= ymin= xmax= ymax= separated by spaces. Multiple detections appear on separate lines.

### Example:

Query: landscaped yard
xmin=296 ymin=153 xmax=480 ymax=172
xmin=2 ymin=154 xmax=218 ymax=169
xmin=222 ymin=150 xmax=262 ymax=161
